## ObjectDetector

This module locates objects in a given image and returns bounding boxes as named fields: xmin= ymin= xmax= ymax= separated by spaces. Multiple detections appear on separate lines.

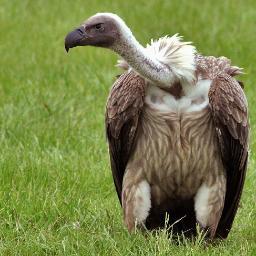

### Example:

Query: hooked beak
xmin=65 ymin=26 xmax=88 ymax=52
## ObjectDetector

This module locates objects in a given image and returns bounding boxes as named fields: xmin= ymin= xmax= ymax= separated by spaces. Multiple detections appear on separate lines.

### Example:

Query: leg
xmin=122 ymin=167 xmax=151 ymax=232
xmin=194 ymin=175 xmax=226 ymax=238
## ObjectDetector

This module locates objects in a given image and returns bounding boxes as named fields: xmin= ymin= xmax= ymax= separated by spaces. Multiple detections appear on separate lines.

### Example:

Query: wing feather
xmin=105 ymin=71 xmax=146 ymax=202
xmin=209 ymin=74 xmax=249 ymax=238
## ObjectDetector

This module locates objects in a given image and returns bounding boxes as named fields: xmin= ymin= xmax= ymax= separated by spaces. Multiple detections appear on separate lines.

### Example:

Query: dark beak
xmin=65 ymin=26 xmax=88 ymax=52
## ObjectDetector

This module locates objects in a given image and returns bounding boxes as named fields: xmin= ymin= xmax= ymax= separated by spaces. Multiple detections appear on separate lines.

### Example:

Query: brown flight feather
xmin=208 ymin=74 xmax=249 ymax=238
xmin=106 ymin=71 xmax=146 ymax=201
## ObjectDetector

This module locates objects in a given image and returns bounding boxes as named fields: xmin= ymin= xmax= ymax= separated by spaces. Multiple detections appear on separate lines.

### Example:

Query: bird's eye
xmin=95 ymin=23 xmax=104 ymax=31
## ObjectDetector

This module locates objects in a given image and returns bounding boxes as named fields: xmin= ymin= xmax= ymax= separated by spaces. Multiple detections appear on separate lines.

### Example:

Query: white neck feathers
xmin=146 ymin=35 xmax=197 ymax=85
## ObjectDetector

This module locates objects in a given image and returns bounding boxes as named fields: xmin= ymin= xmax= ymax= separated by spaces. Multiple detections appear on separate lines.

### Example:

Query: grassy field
xmin=0 ymin=0 xmax=256 ymax=255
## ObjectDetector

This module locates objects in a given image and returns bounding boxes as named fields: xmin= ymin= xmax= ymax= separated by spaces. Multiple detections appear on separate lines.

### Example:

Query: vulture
xmin=65 ymin=13 xmax=249 ymax=239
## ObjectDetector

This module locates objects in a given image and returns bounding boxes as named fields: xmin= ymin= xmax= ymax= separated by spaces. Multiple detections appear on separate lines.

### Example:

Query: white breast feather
xmin=145 ymin=79 xmax=212 ymax=113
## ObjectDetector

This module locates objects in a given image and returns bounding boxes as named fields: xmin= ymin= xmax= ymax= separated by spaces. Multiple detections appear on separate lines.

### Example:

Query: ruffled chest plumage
xmin=131 ymin=105 xmax=223 ymax=199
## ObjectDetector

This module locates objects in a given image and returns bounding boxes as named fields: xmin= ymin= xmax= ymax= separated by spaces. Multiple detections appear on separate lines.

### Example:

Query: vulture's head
xmin=65 ymin=13 xmax=131 ymax=52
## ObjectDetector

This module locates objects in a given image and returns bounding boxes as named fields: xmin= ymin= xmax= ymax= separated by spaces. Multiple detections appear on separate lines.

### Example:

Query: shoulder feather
xmin=196 ymin=55 xmax=243 ymax=80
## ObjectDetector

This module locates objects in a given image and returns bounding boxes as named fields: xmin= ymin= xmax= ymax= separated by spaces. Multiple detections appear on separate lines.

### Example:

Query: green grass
xmin=0 ymin=0 xmax=256 ymax=255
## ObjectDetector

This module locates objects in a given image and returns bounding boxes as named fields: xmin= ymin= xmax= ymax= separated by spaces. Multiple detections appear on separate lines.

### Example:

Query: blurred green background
xmin=0 ymin=0 xmax=255 ymax=255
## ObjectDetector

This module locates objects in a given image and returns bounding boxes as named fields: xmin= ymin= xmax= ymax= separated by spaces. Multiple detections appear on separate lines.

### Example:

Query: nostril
xmin=77 ymin=28 xmax=84 ymax=35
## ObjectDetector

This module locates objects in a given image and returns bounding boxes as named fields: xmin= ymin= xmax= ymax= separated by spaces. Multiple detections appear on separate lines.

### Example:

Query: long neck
xmin=112 ymin=32 xmax=175 ymax=86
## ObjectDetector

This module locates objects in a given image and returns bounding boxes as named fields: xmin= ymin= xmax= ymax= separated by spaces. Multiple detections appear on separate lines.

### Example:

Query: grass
xmin=0 ymin=0 xmax=256 ymax=255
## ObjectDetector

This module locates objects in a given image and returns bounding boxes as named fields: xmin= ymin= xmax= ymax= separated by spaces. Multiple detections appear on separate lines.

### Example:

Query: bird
xmin=65 ymin=13 xmax=249 ymax=239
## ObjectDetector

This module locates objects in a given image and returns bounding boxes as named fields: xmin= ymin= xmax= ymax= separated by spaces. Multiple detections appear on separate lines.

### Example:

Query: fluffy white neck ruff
xmin=98 ymin=13 xmax=197 ymax=87
xmin=146 ymin=35 xmax=197 ymax=86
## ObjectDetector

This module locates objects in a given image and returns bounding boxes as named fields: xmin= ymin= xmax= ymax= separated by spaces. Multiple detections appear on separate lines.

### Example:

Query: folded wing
xmin=209 ymin=73 xmax=249 ymax=238
xmin=105 ymin=71 xmax=146 ymax=202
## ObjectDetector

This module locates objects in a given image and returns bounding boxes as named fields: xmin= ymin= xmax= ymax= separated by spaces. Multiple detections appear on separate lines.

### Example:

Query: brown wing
xmin=209 ymin=74 xmax=249 ymax=238
xmin=105 ymin=71 xmax=146 ymax=203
